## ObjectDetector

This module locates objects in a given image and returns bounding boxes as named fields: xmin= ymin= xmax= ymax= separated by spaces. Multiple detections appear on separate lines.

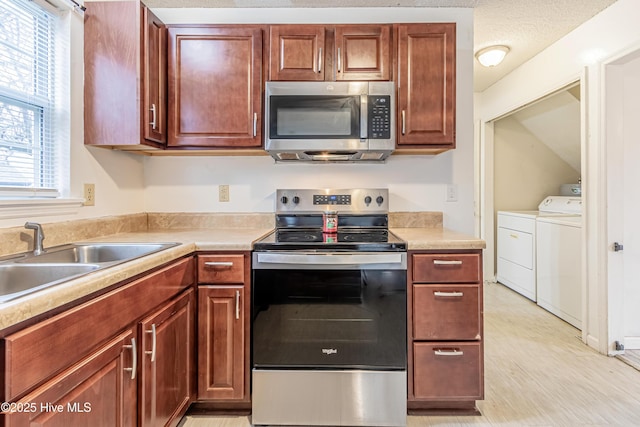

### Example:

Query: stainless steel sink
xmin=0 ymin=263 xmax=100 ymax=303
xmin=0 ymin=242 xmax=179 ymax=303
xmin=16 ymin=243 xmax=178 ymax=265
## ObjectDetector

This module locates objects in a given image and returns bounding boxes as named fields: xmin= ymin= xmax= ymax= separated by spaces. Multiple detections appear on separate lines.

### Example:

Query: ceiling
xmin=146 ymin=0 xmax=619 ymax=91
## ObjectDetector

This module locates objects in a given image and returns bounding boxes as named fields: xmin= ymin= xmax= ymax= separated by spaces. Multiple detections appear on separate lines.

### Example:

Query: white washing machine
xmin=497 ymin=196 xmax=582 ymax=303
xmin=536 ymin=214 xmax=582 ymax=329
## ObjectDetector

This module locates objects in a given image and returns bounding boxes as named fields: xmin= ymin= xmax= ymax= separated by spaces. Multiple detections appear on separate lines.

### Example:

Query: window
xmin=0 ymin=0 xmax=67 ymax=198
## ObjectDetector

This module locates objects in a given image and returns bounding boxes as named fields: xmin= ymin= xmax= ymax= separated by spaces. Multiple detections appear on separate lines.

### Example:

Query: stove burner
xmin=275 ymin=229 xmax=390 ymax=244
xmin=255 ymin=227 xmax=406 ymax=252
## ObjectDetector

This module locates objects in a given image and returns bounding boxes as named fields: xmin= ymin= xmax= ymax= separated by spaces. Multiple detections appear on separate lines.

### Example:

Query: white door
xmin=607 ymin=51 xmax=640 ymax=351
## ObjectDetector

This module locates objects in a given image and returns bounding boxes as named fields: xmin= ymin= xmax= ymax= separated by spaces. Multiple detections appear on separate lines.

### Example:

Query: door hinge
xmin=613 ymin=242 xmax=624 ymax=252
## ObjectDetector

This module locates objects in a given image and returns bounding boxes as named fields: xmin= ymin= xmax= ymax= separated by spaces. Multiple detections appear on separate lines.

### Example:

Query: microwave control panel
xmin=368 ymin=96 xmax=391 ymax=139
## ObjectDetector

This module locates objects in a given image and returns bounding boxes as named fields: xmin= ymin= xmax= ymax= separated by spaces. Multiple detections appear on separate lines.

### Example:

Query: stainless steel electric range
xmin=251 ymin=188 xmax=407 ymax=427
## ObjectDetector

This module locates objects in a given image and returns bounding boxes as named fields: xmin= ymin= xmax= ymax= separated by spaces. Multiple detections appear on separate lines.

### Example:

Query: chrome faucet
xmin=25 ymin=222 xmax=46 ymax=255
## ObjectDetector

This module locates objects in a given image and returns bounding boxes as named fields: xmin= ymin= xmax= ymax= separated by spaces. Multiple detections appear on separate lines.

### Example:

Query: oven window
xmin=252 ymin=269 xmax=406 ymax=370
xmin=269 ymin=96 xmax=360 ymax=139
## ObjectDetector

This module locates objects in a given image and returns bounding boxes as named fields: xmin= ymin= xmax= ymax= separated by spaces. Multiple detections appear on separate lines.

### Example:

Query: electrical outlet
xmin=84 ymin=183 xmax=95 ymax=206
xmin=446 ymin=184 xmax=458 ymax=202
xmin=219 ymin=185 xmax=230 ymax=202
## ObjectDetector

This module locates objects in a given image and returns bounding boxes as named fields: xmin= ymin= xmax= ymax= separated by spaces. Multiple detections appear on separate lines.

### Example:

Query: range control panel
xmin=313 ymin=194 xmax=351 ymax=205
xmin=276 ymin=188 xmax=389 ymax=214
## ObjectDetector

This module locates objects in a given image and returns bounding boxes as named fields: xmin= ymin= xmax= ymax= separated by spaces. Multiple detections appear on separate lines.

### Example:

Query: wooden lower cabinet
xmin=197 ymin=286 xmax=246 ymax=401
xmin=195 ymin=252 xmax=251 ymax=408
xmin=1 ymin=257 xmax=196 ymax=427
xmin=4 ymin=330 xmax=137 ymax=427
xmin=408 ymin=250 xmax=484 ymax=414
xmin=139 ymin=289 xmax=195 ymax=427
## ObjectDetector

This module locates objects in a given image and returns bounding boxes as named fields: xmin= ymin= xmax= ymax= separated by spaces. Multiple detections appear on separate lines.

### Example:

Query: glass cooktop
xmin=253 ymin=228 xmax=407 ymax=252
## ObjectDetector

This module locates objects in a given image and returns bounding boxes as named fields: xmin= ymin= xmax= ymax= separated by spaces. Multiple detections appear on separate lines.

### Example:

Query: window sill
xmin=0 ymin=198 xmax=85 ymax=220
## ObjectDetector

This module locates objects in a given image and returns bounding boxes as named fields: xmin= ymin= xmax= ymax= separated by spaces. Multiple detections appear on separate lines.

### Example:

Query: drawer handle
xmin=434 ymin=291 xmax=464 ymax=297
xmin=145 ymin=324 xmax=156 ymax=363
xmin=510 ymin=234 xmax=518 ymax=239
xmin=433 ymin=260 xmax=463 ymax=265
xmin=318 ymin=47 xmax=323 ymax=73
xmin=434 ymin=349 xmax=464 ymax=357
xmin=235 ymin=290 xmax=240 ymax=320
xmin=205 ymin=261 xmax=234 ymax=268
xmin=123 ymin=337 xmax=137 ymax=380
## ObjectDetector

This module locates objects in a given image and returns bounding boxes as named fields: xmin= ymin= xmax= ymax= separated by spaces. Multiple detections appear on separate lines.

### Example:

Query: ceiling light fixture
xmin=475 ymin=45 xmax=510 ymax=67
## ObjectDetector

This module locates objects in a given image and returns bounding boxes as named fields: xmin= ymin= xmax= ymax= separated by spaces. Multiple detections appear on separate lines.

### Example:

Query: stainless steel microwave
xmin=264 ymin=81 xmax=396 ymax=162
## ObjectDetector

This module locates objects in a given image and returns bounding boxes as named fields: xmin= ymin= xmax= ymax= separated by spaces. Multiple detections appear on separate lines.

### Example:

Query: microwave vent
xmin=360 ymin=152 xmax=385 ymax=160
xmin=277 ymin=153 xmax=301 ymax=161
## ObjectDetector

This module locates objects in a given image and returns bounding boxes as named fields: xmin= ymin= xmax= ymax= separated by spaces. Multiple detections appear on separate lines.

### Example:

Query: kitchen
xmin=1 ymin=0 xmax=640 ymax=426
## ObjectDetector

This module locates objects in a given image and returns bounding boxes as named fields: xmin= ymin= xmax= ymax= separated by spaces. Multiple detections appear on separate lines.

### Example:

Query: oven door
xmin=252 ymin=251 xmax=407 ymax=370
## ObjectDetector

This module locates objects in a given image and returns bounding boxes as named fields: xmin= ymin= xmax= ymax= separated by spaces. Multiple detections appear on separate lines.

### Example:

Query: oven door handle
xmin=255 ymin=252 xmax=404 ymax=267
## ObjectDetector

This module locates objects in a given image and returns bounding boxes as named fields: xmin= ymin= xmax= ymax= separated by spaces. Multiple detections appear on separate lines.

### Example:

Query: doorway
xmin=605 ymin=47 xmax=640 ymax=354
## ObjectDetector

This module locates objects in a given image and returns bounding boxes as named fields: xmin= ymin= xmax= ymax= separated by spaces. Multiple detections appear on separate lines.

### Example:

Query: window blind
xmin=0 ymin=0 xmax=64 ymax=198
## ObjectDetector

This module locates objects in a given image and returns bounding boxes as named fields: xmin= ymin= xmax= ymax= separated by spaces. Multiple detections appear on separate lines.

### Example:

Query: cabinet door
xmin=168 ymin=26 xmax=262 ymax=147
xmin=396 ymin=23 xmax=456 ymax=147
xmin=143 ymin=5 xmax=166 ymax=144
xmin=335 ymin=25 xmax=391 ymax=81
xmin=5 ymin=330 xmax=137 ymax=427
xmin=197 ymin=286 xmax=247 ymax=401
xmin=140 ymin=289 xmax=194 ymax=427
xmin=269 ymin=25 xmax=326 ymax=81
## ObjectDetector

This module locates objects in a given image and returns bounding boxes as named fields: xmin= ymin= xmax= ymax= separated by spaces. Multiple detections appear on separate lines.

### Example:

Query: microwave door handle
xmin=360 ymin=95 xmax=367 ymax=139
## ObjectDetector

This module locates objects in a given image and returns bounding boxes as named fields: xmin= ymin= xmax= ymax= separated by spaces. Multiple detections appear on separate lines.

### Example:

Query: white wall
xmin=0 ymin=8 xmax=147 ymax=229
xmin=477 ymin=0 xmax=640 ymax=353
xmin=145 ymin=7 xmax=476 ymax=234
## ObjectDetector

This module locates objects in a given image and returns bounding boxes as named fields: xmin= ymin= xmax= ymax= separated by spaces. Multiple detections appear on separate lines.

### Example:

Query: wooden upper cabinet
xmin=167 ymin=26 xmax=263 ymax=148
xmin=143 ymin=7 xmax=166 ymax=144
xmin=84 ymin=0 xmax=166 ymax=149
xmin=396 ymin=23 xmax=456 ymax=148
xmin=269 ymin=24 xmax=391 ymax=81
xmin=335 ymin=25 xmax=391 ymax=81
xmin=270 ymin=25 xmax=326 ymax=81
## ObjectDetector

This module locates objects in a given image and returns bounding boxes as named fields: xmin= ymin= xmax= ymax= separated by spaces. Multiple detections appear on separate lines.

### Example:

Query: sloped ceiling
xmin=510 ymin=88 xmax=581 ymax=173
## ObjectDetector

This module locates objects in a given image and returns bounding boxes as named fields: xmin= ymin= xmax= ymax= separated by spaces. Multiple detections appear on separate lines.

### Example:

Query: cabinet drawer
xmin=413 ymin=342 xmax=483 ymax=400
xmin=198 ymin=255 xmax=245 ymax=284
xmin=413 ymin=284 xmax=480 ymax=340
xmin=412 ymin=254 xmax=480 ymax=283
